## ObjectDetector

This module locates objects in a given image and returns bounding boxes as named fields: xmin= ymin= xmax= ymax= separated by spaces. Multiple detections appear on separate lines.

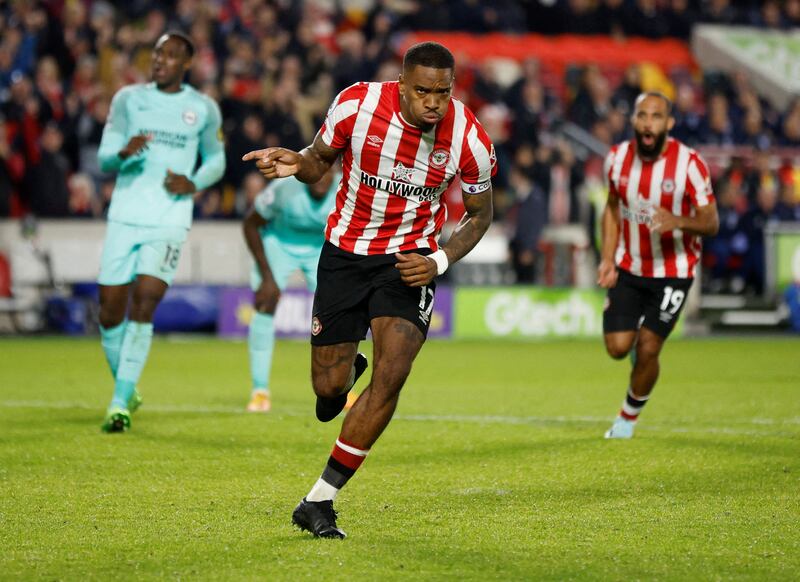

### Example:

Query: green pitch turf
xmin=1 ymin=336 xmax=798 ymax=580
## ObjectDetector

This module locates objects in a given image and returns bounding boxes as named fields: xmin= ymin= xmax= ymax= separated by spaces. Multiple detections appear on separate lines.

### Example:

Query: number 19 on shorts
xmin=660 ymin=286 xmax=685 ymax=315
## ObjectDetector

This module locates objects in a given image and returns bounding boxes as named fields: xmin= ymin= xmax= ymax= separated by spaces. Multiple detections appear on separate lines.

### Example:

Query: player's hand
xmin=254 ymin=279 xmax=280 ymax=313
xmin=395 ymin=252 xmax=438 ymax=287
xmin=651 ymin=207 xmax=680 ymax=234
xmin=242 ymin=148 xmax=302 ymax=179
xmin=119 ymin=134 xmax=152 ymax=160
xmin=597 ymin=259 xmax=618 ymax=289
xmin=164 ymin=170 xmax=196 ymax=194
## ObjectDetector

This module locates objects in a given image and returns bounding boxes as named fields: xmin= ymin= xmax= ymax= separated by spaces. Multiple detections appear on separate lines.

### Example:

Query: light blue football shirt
xmin=254 ymin=175 xmax=339 ymax=249
xmin=97 ymin=82 xmax=225 ymax=229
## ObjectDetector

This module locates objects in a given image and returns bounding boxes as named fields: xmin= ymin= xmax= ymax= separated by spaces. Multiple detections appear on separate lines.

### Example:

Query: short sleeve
xmin=458 ymin=117 xmax=496 ymax=195
xmin=603 ymin=149 xmax=618 ymax=198
xmin=318 ymin=83 xmax=367 ymax=150
xmin=686 ymin=152 xmax=715 ymax=207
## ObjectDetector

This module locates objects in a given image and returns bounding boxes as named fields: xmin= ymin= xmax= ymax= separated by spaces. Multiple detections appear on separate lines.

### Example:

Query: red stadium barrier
xmin=399 ymin=32 xmax=696 ymax=71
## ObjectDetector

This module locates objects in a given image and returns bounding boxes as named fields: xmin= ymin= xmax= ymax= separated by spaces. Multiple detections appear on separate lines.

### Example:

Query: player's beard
xmin=635 ymin=128 xmax=668 ymax=160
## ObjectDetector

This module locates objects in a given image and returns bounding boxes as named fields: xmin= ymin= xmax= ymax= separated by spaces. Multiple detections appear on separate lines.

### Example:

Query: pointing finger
xmin=242 ymin=149 xmax=271 ymax=162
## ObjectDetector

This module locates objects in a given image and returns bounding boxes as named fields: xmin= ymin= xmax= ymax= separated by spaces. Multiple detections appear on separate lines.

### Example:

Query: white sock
xmin=306 ymin=478 xmax=339 ymax=502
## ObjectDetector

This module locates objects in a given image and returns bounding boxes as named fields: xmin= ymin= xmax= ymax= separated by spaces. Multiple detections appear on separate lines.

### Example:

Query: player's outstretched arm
xmin=597 ymin=194 xmax=621 ymax=289
xmin=242 ymin=133 xmax=339 ymax=184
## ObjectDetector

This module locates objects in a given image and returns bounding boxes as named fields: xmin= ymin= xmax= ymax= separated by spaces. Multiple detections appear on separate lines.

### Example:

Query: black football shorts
xmin=310 ymin=242 xmax=436 ymax=346
xmin=603 ymin=267 xmax=693 ymax=339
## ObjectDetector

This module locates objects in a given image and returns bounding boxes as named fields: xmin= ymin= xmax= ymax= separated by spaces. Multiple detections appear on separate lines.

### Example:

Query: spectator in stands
xmin=509 ymin=78 xmax=549 ymax=149
xmin=779 ymin=99 xmax=800 ymax=147
xmin=737 ymin=105 xmax=772 ymax=150
xmin=740 ymin=182 xmax=795 ymax=294
xmin=745 ymin=149 xmax=781 ymax=204
xmin=564 ymin=0 xmax=604 ymax=35
xmin=75 ymin=94 xmax=110 ymax=188
xmin=787 ymin=0 xmax=800 ymax=27
xmin=780 ymin=181 xmax=800 ymax=221
xmin=611 ymin=65 xmax=642 ymax=117
xmin=24 ymin=121 xmax=70 ymax=217
xmin=67 ymin=172 xmax=102 ymax=218
xmin=330 ymin=29 xmax=373 ymax=92
xmin=701 ymin=0 xmax=740 ymax=25
xmin=0 ymin=114 xmax=14 ymax=216
xmin=508 ymin=145 xmax=547 ymax=283
xmin=667 ymin=0 xmax=700 ymax=40
xmin=699 ymin=92 xmax=736 ymax=146
xmin=225 ymin=111 xmax=265 ymax=191
xmin=598 ymin=0 xmax=626 ymax=38
xmin=628 ymin=0 xmax=670 ymax=39
xmin=476 ymin=102 xmax=513 ymax=215
xmin=530 ymin=138 xmax=584 ymax=226
xmin=704 ymin=177 xmax=748 ymax=293
xmin=471 ymin=60 xmax=506 ymax=111
xmin=569 ymin=65 xmax=611 ymax=130
xmin=750 ymin=0 xmax=786 ymax=28
xmin=671 ymin=82 xmax=703 ymax=145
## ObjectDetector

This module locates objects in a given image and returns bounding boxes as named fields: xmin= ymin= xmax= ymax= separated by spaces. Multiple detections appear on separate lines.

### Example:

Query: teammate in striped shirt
xmin=244 ymin=41 xmax=495 ymax=537
xmin=598 ymin=92 xmax=719 ymax=439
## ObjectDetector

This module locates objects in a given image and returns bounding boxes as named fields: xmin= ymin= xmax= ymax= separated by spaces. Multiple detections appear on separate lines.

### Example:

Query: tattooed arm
xmin=395 ymin=187 xmax=494 ymax=287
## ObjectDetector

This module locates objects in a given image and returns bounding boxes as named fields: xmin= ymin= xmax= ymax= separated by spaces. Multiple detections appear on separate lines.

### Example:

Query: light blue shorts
xmin=250 ymin=235 xmax=322 ymax=292
xmin=98 ymin=221 xmax=189 ymax=286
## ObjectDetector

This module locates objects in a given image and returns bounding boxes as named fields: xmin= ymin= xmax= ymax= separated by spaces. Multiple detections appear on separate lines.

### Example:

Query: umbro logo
xmin=366 ymin=135 xmax=383 ymax=147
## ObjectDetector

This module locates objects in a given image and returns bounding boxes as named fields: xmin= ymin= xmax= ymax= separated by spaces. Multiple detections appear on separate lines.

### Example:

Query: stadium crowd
xmin=0 ymin=0 xmax=798 ymax=294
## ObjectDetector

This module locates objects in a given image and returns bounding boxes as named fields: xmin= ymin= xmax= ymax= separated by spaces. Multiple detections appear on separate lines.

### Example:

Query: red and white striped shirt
xmin=319 ymin=81 xmax=496 ymax=255
xmin=604 ymin=137 xmax=715 ymax=279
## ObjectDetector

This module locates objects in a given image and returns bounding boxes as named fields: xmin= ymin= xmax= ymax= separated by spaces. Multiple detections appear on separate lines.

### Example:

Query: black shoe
xmin=315 ymin=352 xmax=368 ymax=422
xmin=292 ymin=498 xmax=346 ymax=539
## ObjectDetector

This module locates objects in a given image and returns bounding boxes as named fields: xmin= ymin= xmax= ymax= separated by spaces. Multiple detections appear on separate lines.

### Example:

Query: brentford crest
xmin=429 ymin=149 xmax=449 ymax=169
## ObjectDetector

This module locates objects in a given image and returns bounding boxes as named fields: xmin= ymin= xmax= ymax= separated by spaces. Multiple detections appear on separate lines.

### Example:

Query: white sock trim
xmin=306 ymin=478 xmax=339 ymax=502
xmin=335 ymin=439 xmax=369 ymax=457
xmin=627 ymin=387 xmax=650 ymax=402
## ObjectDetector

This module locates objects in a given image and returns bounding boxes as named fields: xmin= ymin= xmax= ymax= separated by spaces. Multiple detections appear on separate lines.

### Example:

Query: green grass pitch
xmin=1 ymin=336 xmax=798 ymax=580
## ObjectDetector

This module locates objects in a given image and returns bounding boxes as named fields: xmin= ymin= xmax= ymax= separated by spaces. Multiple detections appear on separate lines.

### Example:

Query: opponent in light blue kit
xmin=243 ymin=169 xmax=338 ymax=412
xmin=96 ymin=32 xmax=225 ymax=432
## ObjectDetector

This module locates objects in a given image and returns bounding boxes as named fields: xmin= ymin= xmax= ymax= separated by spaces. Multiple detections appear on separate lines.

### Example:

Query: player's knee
xmin=311 ymin=368 xmax=350 ymax=398
xmin=98 ymin=308 xmax=123 ymax=329
xmin=372 ymin=360 xmax=412 ymax=394
xmin=636 ymin=338 xmax=663 ymax=362
xmin=98 ymin=300 xmax=125 ymax=328
xmin=128 ymin=294 xmax=161 ymax=322
xmin=605 ymin=340 xmax=631 ymax=360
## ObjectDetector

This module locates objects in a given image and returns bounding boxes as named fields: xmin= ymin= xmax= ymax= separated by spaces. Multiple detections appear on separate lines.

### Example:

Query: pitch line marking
xmin=1 ymin=400 xmax=798 ymax=437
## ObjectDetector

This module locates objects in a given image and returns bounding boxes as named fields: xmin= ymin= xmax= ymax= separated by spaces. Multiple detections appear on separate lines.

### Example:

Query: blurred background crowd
xmin=1 ymin=0 xmax=798 ymax=296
